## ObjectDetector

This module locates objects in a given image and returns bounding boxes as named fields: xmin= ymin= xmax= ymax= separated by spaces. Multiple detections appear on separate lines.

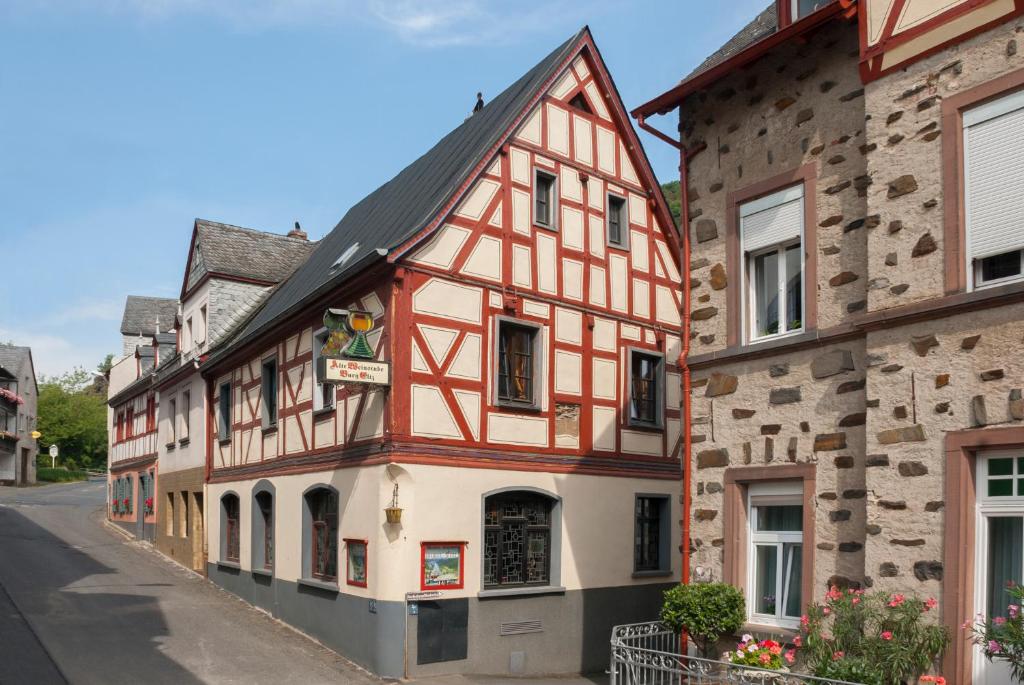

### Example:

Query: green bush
xmin=661 ymin=582 xmax=746 ymax=658
xmin=37 ymin=467 xmax=88 ymax=483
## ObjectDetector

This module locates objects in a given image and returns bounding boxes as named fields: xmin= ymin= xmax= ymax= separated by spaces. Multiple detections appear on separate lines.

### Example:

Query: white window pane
xmin=965 ymin=104 xmax=1024 ymax=260
xmin=755 ymin=545 xmax=778 ymax=615
xmin=783 ymin=543 xmax=802 ymax=618
xmin=785 ymin=244 xmax=802 ymax=332
xmin=988 ymin=516 xmax=1024 ymax=618
xmin=754 ymin=251 xmax=780 ymax=337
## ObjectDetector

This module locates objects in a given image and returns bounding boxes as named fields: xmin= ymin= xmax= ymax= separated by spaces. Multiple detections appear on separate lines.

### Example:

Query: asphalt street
xmin=0 ymin=479 xmax=385 ymax=685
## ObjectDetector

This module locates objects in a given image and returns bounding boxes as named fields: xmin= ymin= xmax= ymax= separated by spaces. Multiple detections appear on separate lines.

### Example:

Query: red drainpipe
xmin=636 ymin=114 xmax=703 ymax=586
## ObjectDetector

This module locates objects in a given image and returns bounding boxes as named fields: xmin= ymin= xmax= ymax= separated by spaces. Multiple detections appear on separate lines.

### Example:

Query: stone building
xmin=0 ymin=345 xmax=37 ymax=485
xmin=633 ymin=1 xmax=1024 ymax=682
xmin=151 ymin=219 xmax=314 ymax=573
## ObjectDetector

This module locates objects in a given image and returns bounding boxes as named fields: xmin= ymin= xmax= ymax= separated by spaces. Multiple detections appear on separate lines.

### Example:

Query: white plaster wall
xmin=207 ymin=464 xmax=680 ymax=602
xmin=157 ymin=370 xmax=206 ymax=474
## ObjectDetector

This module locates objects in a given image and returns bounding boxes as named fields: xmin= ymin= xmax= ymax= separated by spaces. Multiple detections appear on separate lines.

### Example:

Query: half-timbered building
xmin=202 ymin=27 xmax=683 ymax=678
xmin=152 ymin=219 xmax=314 ymax=573
xmin=107 ymin=296 xmax=176 ymax=540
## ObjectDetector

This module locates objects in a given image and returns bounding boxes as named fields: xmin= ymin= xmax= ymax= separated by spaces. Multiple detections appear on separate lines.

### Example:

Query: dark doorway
xmin=19 ymin=448 xmax=29 ymax=485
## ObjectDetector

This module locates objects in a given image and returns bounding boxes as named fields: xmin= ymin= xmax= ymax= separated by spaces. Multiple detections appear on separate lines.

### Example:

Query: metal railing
xmin=610 ymin=622 xmax=863 ymax=685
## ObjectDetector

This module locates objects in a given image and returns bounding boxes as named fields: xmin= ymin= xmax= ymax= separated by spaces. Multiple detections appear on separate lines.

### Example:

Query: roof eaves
xmin=631 ymin=2 xmax=846 ymax=119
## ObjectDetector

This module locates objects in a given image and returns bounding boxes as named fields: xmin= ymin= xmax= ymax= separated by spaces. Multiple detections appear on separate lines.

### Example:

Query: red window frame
xmin=345 ymin=538 xmax=368 ymax=588
xmin=420 ymin=541 xmax=466 ymax=591
xmin=126 ymin=407 xmax=135 ymax=440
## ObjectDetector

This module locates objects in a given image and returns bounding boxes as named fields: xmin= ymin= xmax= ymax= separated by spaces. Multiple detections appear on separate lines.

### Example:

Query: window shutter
xmin=965 ymin=93 xmax=1024 ymax=260
xmin=739 ymin=185 xmax=803 ymax=254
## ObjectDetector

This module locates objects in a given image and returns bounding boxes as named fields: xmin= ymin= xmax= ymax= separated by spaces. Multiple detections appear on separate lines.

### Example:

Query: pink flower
xmin=800 ymin=615 xmax=809 ymax=627
xmin=823 ymin=606 xmax=831 ymax=615
xmin=881 ymin=631 xmax=893 ymax=641
xmin=793 ymin=635 xmax=802 ymax=647
xmin=784 ymin=649 xmax=796 ymax=664
xmin=826 ymin=586 xmax=842 ymax=601
xmin=832 ymin=651 xmax=844 ymax=661
xmin=925 ymin=597 xmax=938 ymax=611
xmin=852 ymin=597 xmax=861 ymax=605
xmin=961 ymin=620 xmax=973 ymax=630
xmin=995 ymin=616 xmax=1007 ymax=625
xmin=888 ymin=593 xmax=906 ymax=608
xmin=759 ymin=653 xmax=771 ymax=665
xmin=989 ymin=640 xmax=1002 ymax=654
xmin=1010 ymin=604 xmax=1020 ymax=619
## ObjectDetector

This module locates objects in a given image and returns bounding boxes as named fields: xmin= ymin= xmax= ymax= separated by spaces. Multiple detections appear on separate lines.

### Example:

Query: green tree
xmin=36 ymin=365 xmax=109 ymax=470
xmin=661 ymin=180 xmax=681 ymax=227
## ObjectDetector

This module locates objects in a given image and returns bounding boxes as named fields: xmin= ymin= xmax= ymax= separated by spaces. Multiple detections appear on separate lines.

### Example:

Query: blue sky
xmin=0 ymin=0 xmax=766 ymax=377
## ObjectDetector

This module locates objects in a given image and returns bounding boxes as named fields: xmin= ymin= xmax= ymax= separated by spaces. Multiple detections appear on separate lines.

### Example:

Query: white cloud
xmin=46 ymin=298 xmax=124 ymax=326
xmin=5 ymin=0 xmax=589 ymax=46
xmin=0 ymin=326 xmax=112 ymax=379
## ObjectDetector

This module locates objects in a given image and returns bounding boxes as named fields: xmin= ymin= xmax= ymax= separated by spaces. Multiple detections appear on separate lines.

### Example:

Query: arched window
xmin=221 ymin=493 xmax=240 ymax=563
xmin=483 ymin=491 xmax=554 ymax=589
xmin=305 ymin=488 xmax=338 ymax=582
xmin=253 ymin=489 xmax=274 ymax=571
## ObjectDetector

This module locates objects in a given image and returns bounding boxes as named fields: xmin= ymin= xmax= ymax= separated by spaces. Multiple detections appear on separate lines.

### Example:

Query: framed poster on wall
xmin=420 ymin=542 xmax=465 ymax=591
xmin=345 ymin=539 xmax=367 ymax=587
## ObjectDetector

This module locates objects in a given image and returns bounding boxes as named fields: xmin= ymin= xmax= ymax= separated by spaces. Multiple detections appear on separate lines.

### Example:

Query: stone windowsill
xmin=313 ymin=407 xmax=335 ymax=420
xmin=164 ymin=442 xmax=176 ymax=450
xmin=251 ymin=567 xmax=273 ymax=578
xmin=218 ymin=437 xmax=231 ymax=446
xmin=740 ymin=622 xmax=799 ymax=642
xmin=217 ymin=560 xmax=241 ymax=570
xmin=178 ymin=437 xmax=190 ymax=447
xmin=298 ymin=577 xmax=339 ymax=593
xmin=478 ymin=585 xmax=566 ymax=599
xmin=261 ymin=424 xmax=278 ymax=435
xmin=631 ymin=569 xmax=673 ymax=579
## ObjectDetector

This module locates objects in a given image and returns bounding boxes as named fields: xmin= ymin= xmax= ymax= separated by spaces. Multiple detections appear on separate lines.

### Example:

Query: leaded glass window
xmin=483 ymin=492 xmax=552 ymax=588
xmin=308 ymin=488 xmax=338 ymax=582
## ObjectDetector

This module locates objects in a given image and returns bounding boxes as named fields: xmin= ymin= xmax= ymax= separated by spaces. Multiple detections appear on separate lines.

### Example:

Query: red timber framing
xmin=110 ymin=389 xmax=159 ymax=465
xmin=858 ymin=0 xmax=1024 ymax=82
xmin=206 ymin=35 xmax=683 ymax=485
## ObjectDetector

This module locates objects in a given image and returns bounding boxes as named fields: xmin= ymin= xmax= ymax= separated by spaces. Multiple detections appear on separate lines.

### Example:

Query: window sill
xmin=626 ymin=421 xmax=664 ymax=433
xmin=218 ymin=437 xmax=232 ymax=446
xmin=632 ymin=569 xmax=673 ymax=579
xmin=261 ymin=425 xmax=278 ymax=435
xmin=165 ymin=442 xmax=176 ymax=450
xmin=478 ymin=585 xmax=566 ymax=599
xmin=741 ymin=622 xmax=799 ymax=641
xmin=178 ymin=437 xmax=190 ymax=447
xmin=495 ymin=401 xmax=543 ymax=414
xmin=298 ymin=577 xmax=339 ymax=593
xmin=217 ymin=560 xmax=240 ymax=570
xmin=533 ymin=222 xmax=557 ymax=232
xmin=748 ymin=329 xmax=805 ymax=347
xmin=251 ymin=567 xmax=273 ymax=578
xmin=313 ymin=407 xmax=335 ymax=420
xmin=607 ymin=241 xmax=630 ymax=252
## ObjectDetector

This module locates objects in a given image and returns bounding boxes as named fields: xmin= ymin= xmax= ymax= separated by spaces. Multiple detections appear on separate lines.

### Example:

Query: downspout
xmin=636 ymin=114 xmax=701 ymax=588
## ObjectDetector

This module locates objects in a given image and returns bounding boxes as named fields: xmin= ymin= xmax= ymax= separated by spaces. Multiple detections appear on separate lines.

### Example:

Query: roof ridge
xmin=196 ymin=218 xmax=317 ymax=243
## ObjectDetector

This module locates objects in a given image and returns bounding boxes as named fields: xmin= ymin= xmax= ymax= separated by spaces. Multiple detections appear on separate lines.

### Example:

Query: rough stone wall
xmin=690 ymin=340 xmax=868 ymax=592
xmin=683 ymin=21 xmax=869 ymax=357
xmin=863 ymin=305 xmax=1024 ymax=599
xmin=864 ymin=17 xmax=1024 ymax=311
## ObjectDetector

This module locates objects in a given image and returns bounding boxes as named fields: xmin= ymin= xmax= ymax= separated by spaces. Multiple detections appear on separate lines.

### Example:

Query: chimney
xmin=288 ymin=221 xmax=308 ymax=240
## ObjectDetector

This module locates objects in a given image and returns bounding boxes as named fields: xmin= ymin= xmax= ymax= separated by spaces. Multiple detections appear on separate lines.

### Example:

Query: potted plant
xmin=384 ymin=482 xmax=402 ymax=524
xmin=660 ymin=582 xmax=746 ymax=659
xmin=725 ymin=635 xmax=796 ymax=683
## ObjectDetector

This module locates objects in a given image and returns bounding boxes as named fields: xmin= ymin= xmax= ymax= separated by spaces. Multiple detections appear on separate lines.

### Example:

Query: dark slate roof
xmin=0 ymin=345 xmax=31 ymax=380
xmin=185 ymin=220 xmax=318 ymax=294
xmin=154 ymin=332 xmax=177 ymax=348
xmin=688 ymin=3 xmax=777 ymax=79
xmin=120 ymin=296 xmax=179 ymax=336
xmin=211 ymin=27 xmax=588 ymax=361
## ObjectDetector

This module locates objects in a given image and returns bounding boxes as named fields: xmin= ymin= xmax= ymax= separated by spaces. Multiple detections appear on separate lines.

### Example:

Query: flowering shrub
xmin=0 ymin=388 xmax=24 ymax=405
xmin=144 ymin=497 xmax=154 ymax=514
xmin=799 ymin=586 xmax=948 ymax=685
xmin=966 ymin=583 xmax=1024 ymax=680
xmin=725 ymin=635 xmax=794 ymax=670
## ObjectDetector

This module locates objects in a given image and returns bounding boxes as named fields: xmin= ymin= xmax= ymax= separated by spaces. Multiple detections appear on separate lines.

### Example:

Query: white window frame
xmin=747 ymin=481 xmax=803 ymax=629
xmin=533 ymin=167 xmax=558 ymax=231
xmin=791 ymin=0 xmax=828 ymax=21
xmin=740 ymin=185 xmax=805 ymax=344
xmin=606 ymin=191 xmax=629 ymax=250
xmin=312 ymin=328 xmax=336 ymax=412
xmin=167 ymin=396 xmax=177 ymax=443
xmin=973 ymin=450 xmax=1024 ymax=684
xmin=180 ymin=389 xmax=190 ymax=442
xmin=964 ymin=88 xmax=1024 ymax=291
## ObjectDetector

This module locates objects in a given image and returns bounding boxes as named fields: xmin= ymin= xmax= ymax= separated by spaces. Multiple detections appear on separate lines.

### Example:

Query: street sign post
xmin=48 ymin=444 xmax=58 ymax=469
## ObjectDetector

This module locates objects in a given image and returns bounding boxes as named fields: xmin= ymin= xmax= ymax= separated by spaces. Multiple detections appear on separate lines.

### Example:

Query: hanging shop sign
xmin=420 ymin=542 xmax=465 ymax=591
xmin=317 ymin=308 xmax=390 ymax=387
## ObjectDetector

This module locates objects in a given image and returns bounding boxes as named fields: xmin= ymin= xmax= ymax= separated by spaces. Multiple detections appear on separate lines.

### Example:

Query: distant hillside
xmin=661 ymin=180 xmax=681 ymax=227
